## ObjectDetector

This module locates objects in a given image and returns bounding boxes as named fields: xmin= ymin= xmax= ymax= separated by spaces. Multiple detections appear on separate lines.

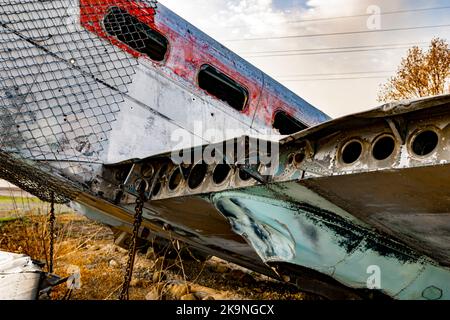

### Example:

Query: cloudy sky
xmin=159 ymin=0 xmax=450 ymax=118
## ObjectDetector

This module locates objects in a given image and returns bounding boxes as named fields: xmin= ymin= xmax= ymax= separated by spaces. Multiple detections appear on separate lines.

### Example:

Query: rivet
xmin=422 ymin=286 xmax=443 ymax=300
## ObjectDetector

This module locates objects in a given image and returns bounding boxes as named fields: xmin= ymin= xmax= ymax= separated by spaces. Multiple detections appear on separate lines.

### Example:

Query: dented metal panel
xmin=0 ymin=251 xmax=42 ymax=300
xmin=1 ymin=0 xmax=450 ymax=300
xmin=212 ymin=191 xmax=450 ymax=299
xmin=95 ymin=94 xmax=450 ymax=299
xmin=0 ymin=0 xmax=329 ymax=199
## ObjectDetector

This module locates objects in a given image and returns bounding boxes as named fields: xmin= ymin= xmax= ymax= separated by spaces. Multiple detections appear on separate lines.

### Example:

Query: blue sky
xmin=272 ymin=0 xmax=308 ymax=10
xmin=159 ymin=0 xmax=450 ymax=117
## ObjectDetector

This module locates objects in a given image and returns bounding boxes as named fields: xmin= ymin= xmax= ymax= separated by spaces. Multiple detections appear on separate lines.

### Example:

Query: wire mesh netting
xmin=0 ymin=0 xmax=158 ymax=202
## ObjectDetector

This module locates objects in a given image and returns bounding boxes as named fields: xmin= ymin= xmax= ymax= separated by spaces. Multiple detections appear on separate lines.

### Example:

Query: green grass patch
xmin=0 ymin=195 xmax=42 ymax=204
xmin=0 ymin=216 xmax=20 ymax=226
xmin=0 ymin=216 xmax=17 ymax=222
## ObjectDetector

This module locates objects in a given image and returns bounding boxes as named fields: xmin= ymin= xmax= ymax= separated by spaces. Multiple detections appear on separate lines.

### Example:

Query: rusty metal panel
xmin=2 ymin=0 xmax=450 ymax=300
xmin=0 ymin=0 xmax=329 ymax=201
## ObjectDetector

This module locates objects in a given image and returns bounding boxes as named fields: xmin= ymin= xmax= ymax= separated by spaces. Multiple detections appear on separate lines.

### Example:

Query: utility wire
xmin=238 ymin=41 xmax=429 ymax=55
xmin=275 ymin=70 xmax=395 ymax=79
xmin=223 ymin=24 xmax=450 ymax=42
xmin=243 ymin=44 xmax=428 ymax=58
xmin=210 ymin=5 xmax=450 ymax=29
xmin=282 ymin=75 xmax=390 ymax=82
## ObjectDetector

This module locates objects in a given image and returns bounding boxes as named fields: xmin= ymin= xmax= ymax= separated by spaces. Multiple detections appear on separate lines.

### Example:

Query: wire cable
xmin=238 ymin=41 xmax=429 ymax=55
xmin=223 ymin=24 xmax=450 ymax=42
xmin=243 ymin=44 xmax=429 ymax=58
xmin=282 ymin=75 xmax=390 ymax=82
xmin=210 ymin=5 xmax=450 ymax=29
xmin=275 ymin=70 xmax=395 ymax=79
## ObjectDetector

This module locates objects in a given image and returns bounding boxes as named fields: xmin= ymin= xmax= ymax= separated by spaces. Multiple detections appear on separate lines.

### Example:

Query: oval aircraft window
xmin=103 ymin=6 xmax=168 ymax=62
xmin=272 ymin=111 xmax=307 ymax=135
xmin=198 ymin=64 xmax=249 ymax=112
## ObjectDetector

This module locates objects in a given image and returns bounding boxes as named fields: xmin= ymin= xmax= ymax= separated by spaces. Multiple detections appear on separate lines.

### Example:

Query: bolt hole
xmin=152 ymin=181 xmax=162 ymax=196
xmin=412 ymin=130 xmax=439 ymax=156
xmin=213 ymin=164 xmax=231 ymax=185
xmin=141 ymin=164 xmax=154 ymax=178
xmin=287 ymin=154 xmax=294 ymax=165
xmin=372 ymin=136 xmax=396 ymax=161
xmin=294 ymin=152 xmax=305 ymax=164
xmin=238 ymin=168 xmax=252 ymax=181
xmin=341 ymin=140 xmax=363 ymax=164
xmin=168 ymin=167 xmax=183 ymax=191
xmin=135 ymin=179 xmax=148 ymax=193
xmin=188 ymin=162 xmax=208 ymax=189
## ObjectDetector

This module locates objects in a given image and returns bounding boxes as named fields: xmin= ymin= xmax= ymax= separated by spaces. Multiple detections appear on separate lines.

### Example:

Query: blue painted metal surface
xmin=212 ymin=190 xmax=450 ymax=300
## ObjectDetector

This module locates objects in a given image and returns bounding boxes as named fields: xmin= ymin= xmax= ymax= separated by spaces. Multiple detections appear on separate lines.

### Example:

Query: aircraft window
xmin=272 ymin=111 xmax=307 ymax=135
xmin=103 ymin=6 xmax=168 ymax=62
xmin=198 ymin=64 xmax=249 ymax=111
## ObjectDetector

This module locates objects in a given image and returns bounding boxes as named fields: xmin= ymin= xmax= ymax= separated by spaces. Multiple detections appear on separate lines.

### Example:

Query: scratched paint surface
xmin=2 ymin=0 xmax=450 ymax=300
xmin=99 ymin=95 xmax=450 ymax=300
xmin=1 ymin=0 xmax=329 ymax=174
xmin=212 ymin=190 xmax=450 ymax=300
xmin=80 ymin=0 xmax=330 ymax=129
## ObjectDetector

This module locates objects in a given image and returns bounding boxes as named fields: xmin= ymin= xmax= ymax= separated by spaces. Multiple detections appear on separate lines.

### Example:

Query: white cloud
xmin=160 ymin=0 xmax=292 ymax=38
xmin=159 ymin=0 xmax=449 ymax=118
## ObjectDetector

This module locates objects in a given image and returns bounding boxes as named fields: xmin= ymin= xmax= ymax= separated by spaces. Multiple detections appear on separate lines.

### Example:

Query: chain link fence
xmin=0 ymin=0 xmax=158 ymax=201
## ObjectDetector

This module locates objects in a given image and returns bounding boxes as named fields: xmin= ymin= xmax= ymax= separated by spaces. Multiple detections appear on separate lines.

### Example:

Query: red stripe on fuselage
xmin=79 ymin=0 xmax=301 ymax=128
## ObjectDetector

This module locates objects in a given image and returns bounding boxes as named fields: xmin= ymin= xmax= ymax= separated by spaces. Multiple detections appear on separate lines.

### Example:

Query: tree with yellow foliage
xmin=378 ymin=38 xmax=450 ymax=102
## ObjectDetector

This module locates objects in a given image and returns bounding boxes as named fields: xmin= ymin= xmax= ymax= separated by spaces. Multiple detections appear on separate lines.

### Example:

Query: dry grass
xmin=0 ymin=201 xmax=311 ymax=300
xmin=0 ymin=212 xmax=51 ymax=265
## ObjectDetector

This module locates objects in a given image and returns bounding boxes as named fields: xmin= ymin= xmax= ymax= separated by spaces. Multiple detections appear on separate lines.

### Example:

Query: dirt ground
xmin=0 ymin=207 xmax=315 ymax=300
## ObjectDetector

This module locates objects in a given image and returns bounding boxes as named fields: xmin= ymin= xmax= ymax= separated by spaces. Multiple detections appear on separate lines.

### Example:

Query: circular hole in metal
xmin=341 ymin=140 xmax=363 ymax=164
xmin=188 ymin=162 xmax=208 ymax=189
xmin=168 ymin=167 xmax=183 ymax=191
xmin=372 ymin=136 xmax=396 ymax=161
xmin=287 ymin=154 xmax=295 ymax=165
xmin=134 ymin=179 xmax=148 ymax=193
xmin=294 ymin=152 xmax=305 ymax=164
xmin=213 ymin=164 xmax=232 ymax=185
xmin=238 ymin=168 xmax=252 ymax=181
xmin=141 ymin=164 xmax=154 ymax=178
xmin=412 ymin=130 xmax=439 ymax=156
xmin=152 ymin=181 xmax=162 ymax=196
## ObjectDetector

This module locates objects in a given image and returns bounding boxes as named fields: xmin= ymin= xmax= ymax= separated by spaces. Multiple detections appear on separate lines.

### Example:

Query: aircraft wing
xmin=91 ymin=93 xmax=448 ymax=300
xmin=1 ymin=0 xmax=450 ymax=300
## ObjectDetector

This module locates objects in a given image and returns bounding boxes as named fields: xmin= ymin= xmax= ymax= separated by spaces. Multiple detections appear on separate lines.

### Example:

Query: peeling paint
xmin=212 ymin=192 xmax=450 ymax=299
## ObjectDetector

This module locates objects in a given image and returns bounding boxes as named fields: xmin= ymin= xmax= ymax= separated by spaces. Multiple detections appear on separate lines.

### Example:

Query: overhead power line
xmin=238 ymin=41 xmax=429 ymax=55
xmin=282 ymin=5 xmax=450 ymax=24
xmin=223 ymin=24 xmax=450 ymax=42
xmin=211 ymin=5 xmax=450 ymax=29
xmin=275 ymin=70 xmax=395 ymax=79
xmin=282 ymin=75 xmax=390 ymax=82
xmin=242 ymin=44 xmax=428 ymax=58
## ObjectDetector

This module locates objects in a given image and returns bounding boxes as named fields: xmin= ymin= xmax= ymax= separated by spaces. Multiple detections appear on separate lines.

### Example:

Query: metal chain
xmin=48 ymin=192 xmax=55 ymax=274
xmin=119 ymin=182 xmax=146 ymax=300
